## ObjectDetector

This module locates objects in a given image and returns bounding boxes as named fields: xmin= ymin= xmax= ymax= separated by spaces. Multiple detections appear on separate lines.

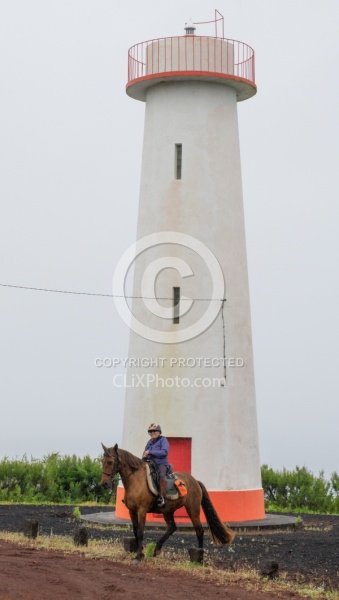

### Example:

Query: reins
xmin=103 ymin=450 xmax=142 ymax=486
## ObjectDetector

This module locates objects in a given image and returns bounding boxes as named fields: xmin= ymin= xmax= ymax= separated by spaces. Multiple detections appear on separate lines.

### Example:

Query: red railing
xmin=127 ymin=36 xmax=255 ymax=87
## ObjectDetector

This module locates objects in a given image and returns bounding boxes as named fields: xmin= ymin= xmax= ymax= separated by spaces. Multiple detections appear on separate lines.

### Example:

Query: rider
xmin=142 ymin=423 xmax=169 ymax=507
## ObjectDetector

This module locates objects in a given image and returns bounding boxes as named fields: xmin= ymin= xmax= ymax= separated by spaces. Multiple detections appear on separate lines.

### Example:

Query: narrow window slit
xmin=173 ymin=287 xmax=180 ymax=324
xmin=175 ymin=144 xmax=182 ymax=180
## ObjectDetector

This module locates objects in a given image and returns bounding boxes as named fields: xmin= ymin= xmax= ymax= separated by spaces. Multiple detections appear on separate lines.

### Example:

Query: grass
xmin=144 ymin=542 xmax=156 ymax=557
xmin=265 ymin=503 xmax=339 ymax=516
xmin=0 ymin=501 xmax=113 ymax=506
xmin=0 ymin=531 xmax=338 ymax=599
xmin=72 ymin=507 xmax=81 ymax=521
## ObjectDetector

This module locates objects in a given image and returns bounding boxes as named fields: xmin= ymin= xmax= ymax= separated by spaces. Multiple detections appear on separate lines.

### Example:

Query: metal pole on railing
xmin=193 ymin=9 xmax=225 ymax=39
xmin=215 ymin=9 xmax=224 ymax=38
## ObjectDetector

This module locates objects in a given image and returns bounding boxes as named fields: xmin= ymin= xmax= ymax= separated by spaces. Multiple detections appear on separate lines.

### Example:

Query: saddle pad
xmin=145 ymin=463 xmax=158 ymax=496
xmin=145 ymin=463 xmax=180 ymax=500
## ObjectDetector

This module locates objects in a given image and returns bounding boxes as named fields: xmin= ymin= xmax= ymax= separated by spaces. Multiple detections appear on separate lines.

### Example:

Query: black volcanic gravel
xmin=0 ymin=505 xmax=338 ymax=591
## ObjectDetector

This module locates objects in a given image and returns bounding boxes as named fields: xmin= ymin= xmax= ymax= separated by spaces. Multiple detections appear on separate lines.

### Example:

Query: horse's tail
xmin=198 ymin=481 xmax=236 ymax=545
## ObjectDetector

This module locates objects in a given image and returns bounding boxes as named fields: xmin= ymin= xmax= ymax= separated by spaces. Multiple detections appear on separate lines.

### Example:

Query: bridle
xmin=102 ymin=451 xmax=120 ymax=479
xmin=102 ymin=451 xmax=137 ymax=486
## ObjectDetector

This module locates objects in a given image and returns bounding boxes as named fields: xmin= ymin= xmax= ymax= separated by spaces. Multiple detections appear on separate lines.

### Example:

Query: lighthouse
xmin=114 ymin=12 xmax=265 ymax=522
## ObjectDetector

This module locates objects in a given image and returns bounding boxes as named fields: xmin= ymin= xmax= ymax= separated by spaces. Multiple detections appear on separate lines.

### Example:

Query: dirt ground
xmin=0 ymin=505 xmax=338 ymax=600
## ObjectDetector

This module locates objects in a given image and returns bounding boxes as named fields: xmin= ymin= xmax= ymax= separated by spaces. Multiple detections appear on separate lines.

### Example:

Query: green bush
xmin=0 ymin=454 xmax=116 ymax=504
xmin=261 ymin=465 xmax=339 ymax=513
xmin=1 ymin=455 xmax=337 ymax=512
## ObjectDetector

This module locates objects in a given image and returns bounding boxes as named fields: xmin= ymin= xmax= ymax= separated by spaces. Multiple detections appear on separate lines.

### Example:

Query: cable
xmin=0 ymin=283 xmax=113 ymax=298
xmin=0 ymin=283 xmax=226 ymax=302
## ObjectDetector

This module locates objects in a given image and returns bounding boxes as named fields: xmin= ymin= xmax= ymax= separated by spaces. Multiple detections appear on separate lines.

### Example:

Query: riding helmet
xmin=148 ymin=423 xmax=162 ymax=433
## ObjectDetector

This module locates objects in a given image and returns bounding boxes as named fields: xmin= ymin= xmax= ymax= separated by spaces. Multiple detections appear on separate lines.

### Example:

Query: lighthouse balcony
xmin=127 ymin=36 xmax=256 ymax=102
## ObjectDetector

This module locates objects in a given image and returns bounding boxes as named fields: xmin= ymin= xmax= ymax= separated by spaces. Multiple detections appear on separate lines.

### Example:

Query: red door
xmin=168 ymin=437 xmax=191 ymax=473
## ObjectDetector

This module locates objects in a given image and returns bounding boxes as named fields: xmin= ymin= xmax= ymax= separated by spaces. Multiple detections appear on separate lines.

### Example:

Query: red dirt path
xmin=0 ymin=540 xmax=291 ymax=600
xmin=0 ymin=506 xmax=338 ymax=598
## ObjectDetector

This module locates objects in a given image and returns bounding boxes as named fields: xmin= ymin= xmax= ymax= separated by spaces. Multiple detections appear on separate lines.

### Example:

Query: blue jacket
xmin=144 ymin=436 xmax=169 ymax=465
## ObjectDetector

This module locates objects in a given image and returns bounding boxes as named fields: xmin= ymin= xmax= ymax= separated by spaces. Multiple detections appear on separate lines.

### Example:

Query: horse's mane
xmin=110 ymin=447 xmax=143 ymax=471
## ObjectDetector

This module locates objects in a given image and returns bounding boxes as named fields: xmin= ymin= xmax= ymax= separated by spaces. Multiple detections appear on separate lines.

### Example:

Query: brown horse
xmin=101 ymin=443 xmax=235 ymax=563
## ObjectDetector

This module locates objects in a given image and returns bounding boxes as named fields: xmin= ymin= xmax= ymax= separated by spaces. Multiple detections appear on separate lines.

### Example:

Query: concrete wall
xmin=146 ymin=37 xmax=234 ymax=75
xmin=121 ymin=80 xmax=261 ymax=492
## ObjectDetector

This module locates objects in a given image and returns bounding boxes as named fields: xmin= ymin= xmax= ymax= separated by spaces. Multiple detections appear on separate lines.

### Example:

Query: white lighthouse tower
xmin=115 ymin=12 xmax=265 ymax=522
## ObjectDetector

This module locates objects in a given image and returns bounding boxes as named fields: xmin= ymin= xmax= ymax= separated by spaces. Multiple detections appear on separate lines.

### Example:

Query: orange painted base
xmin=115 ymin=486 xmax=265 ymax=523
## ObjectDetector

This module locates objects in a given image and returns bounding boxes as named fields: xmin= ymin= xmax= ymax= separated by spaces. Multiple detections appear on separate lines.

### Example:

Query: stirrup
xmin=157 ymin=495 xmax=165 ymax=507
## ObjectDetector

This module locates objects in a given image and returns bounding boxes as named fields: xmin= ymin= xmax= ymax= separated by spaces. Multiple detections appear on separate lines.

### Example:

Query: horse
xmin=101 ymin=443 xmax=235 ymax=563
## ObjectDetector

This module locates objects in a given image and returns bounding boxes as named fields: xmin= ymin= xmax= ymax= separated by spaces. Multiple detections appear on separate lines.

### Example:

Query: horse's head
xmin=101 ymin=443 xmax=120 ymax=489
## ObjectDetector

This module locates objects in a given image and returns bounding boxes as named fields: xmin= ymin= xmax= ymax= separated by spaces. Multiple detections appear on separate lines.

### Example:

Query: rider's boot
xmin=157 ymin=478 xmax=167 ymax=507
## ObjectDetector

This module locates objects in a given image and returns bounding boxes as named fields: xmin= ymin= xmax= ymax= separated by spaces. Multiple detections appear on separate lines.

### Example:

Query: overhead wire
xmin=0 ymin=283 xmax=225 ymax=302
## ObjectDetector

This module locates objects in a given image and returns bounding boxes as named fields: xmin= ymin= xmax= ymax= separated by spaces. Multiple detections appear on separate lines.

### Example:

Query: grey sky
xmin=0 ymin=1 xmax=338 ymax=476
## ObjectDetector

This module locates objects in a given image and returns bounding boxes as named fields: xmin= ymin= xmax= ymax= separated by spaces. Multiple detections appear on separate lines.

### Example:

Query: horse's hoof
xmin=153 ymin=548 xmax=161 ymax=557
xmin=132 ymin=558 xmax=140 ymax=565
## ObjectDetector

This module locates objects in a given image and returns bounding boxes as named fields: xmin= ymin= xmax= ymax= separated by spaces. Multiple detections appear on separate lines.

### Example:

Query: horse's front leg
xmin=132 ymin=508 xmax=147 ymax=564
xmin=129 ymin=510 xmax=139 ymax=548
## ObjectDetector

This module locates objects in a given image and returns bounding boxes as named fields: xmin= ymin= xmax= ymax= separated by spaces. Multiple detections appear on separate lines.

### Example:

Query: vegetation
xmin=72 ymin=506 xmax=81 ymax=521
xmin=261 ymin=465 xmax=339 ymax=514
xmin=0 ymin=454 xmax=338 ymax=513
xmin=0 ymin=454 xmax=116 ymax=504
xmin=144 ymin=542 xmax=156 ymax=557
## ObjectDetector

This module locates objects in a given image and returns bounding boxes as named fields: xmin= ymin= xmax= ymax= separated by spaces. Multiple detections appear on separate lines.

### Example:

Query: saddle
xmin=144 ymin=460 xmax=186 ymax=500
